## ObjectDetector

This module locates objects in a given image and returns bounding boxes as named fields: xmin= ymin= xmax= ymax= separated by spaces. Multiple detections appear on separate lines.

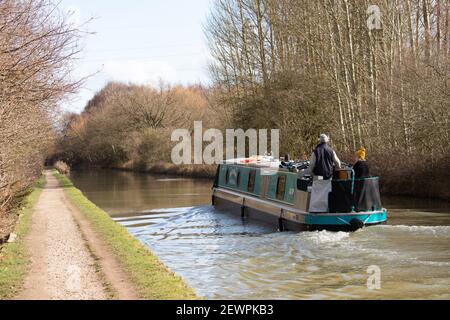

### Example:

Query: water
xmin=70 ymin=170 xmax=450 ymax=299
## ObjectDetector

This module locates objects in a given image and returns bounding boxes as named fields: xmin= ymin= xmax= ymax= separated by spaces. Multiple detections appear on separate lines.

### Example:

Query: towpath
xmin=16 ymin=171 xmax=138 ymax=300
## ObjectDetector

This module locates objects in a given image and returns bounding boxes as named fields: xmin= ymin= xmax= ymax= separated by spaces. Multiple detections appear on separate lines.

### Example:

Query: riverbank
xmin=2 ymin=170 xmax=197 ymax=300
xmin=53 ymin=171 xmax=197 ymax=300
xmin=115 ymin=161 xmax=217 ymax=179
xmin=16 ymin=171 xmax=114 ymax=300
xmin=0 ymin=177 xmax=44 ymax=299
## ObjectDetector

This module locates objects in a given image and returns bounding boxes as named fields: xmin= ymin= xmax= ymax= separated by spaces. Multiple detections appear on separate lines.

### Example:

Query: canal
xmin=70 ymin=170 xmax=450 ymax=299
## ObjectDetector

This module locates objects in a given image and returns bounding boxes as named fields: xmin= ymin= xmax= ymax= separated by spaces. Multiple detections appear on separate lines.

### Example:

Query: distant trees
xmin=206 ymin=0 xmax=450 ymax=198
xmin=58 ymin=83 xmax=211 ymax=169
xmin=0 ymin=0 xmax=83 ymax=235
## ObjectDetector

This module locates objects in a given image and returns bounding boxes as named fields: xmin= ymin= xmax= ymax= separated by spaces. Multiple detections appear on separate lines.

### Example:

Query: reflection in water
xmin=71 ymin=170 xmax=450 ymax=299
xmin=70 ymin=170 xmax=212 ymax=216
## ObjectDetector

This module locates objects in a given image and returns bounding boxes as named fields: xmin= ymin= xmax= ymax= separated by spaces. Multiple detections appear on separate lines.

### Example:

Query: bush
xmin=54 ymin=161 xmax=71 ymax=175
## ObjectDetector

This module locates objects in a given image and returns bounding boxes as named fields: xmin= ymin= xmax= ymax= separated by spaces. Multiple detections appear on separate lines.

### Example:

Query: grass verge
xmin=53 ymin=171 xmax=198 ymax=300
xmin=0 ymin=176 xmax=45 ymax=299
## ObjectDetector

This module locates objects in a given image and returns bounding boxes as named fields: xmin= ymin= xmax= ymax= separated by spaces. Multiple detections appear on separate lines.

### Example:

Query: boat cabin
xmin=212 ymin=158 xmax=387 ymax=232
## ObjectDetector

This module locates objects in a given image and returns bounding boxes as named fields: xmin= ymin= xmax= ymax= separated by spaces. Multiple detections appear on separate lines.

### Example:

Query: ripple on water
xmin=115 ymin=205 xmax=450 ymax=300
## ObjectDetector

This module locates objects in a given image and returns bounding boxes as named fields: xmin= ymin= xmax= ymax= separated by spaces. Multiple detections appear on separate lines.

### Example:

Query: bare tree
xmin=206 ymin=0 xmax=450 ymax=197
xmin=0 ymin=0 xmax=85 ymax=238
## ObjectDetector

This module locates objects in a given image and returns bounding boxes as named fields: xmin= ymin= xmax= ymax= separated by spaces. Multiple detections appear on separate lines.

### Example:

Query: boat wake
xmin=110 ymin=205 xmax=450 ymax=300
xmin=298 ymin=230 xmax=350 ymax=244
xmin=114 ymin=205 xmax=450 ymax=239
xmin=371 ymin=224 xmax=450 ymax=237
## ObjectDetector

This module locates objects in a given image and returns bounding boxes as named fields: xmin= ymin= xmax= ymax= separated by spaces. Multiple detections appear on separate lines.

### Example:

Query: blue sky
xmin=61 ymin=0 xmax=213 ymax=113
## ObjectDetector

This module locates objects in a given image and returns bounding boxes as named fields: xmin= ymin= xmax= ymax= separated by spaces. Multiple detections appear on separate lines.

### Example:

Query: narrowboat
xmin=212 ymin=157 xmax=388 ymax=232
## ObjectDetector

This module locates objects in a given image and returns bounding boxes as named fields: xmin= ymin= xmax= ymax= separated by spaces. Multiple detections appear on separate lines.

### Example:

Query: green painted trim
xmin=219 ymin=164 xmax=298 ymax=204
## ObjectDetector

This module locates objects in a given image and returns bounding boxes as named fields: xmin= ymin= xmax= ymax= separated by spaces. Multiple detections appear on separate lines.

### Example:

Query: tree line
xmin=204 ymin=0 xmax=449 ymax=198
xmin=207 ymin=0 xmax=449 ymax=153
xmin=0 ymin=0 xmax=82 ymax=238
xmin=56 ymin=82 xmax=215 ymax=171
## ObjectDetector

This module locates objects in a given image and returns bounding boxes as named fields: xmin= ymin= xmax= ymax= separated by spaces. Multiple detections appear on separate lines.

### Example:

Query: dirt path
xmin=16 ymin=171 xmax=138 ymax=300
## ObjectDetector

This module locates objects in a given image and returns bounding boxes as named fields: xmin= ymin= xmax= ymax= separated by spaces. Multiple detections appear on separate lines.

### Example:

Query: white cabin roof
xmin=223 ymin=156 xmax=281 ymax=169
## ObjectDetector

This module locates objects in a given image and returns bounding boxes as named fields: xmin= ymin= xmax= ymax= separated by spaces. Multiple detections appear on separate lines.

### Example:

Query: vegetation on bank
xmin=54 ymin=161 xmax=71 ymax=176
xmin=54 ymin=82 xmax=216 ymax=171
xmin=0 ymin=176 xmax=45 ymax=299
xmin=117 ymin=162 xmax=217 ymax=180
xmin=53 ymin=171 xmax=198 ymax=300
xmin=0 ymin=0 xmax=84 ymax=239
xmin=204 ymin=0 xmax=449 ymax=200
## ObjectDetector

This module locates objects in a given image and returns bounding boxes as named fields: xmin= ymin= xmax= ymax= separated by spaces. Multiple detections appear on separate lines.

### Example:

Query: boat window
xmin=227 ymin=168 xmax=239 ymax=187
xmin=276 ymin=175 xmax=287 ymax=200
xmin=248 ymin=170 xmax=257 ymax=193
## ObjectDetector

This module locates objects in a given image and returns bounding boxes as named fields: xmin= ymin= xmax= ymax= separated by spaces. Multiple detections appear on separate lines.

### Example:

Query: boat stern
xmin=305 ymin=210 xmax=388 ymax=232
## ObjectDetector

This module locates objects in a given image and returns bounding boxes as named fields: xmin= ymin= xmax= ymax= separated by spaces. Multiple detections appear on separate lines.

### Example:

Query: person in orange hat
xmin=353 ymin=148 xmax=370 ymax=179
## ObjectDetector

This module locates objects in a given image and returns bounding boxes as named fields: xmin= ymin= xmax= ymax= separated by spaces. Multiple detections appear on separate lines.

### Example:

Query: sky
xmin=60 ymin=0 xmax=213 ymax=113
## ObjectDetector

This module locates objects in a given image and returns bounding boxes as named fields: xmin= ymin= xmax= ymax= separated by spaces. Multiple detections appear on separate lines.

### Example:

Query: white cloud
xmin=103 ymin=60 xmax=178 ymax=85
